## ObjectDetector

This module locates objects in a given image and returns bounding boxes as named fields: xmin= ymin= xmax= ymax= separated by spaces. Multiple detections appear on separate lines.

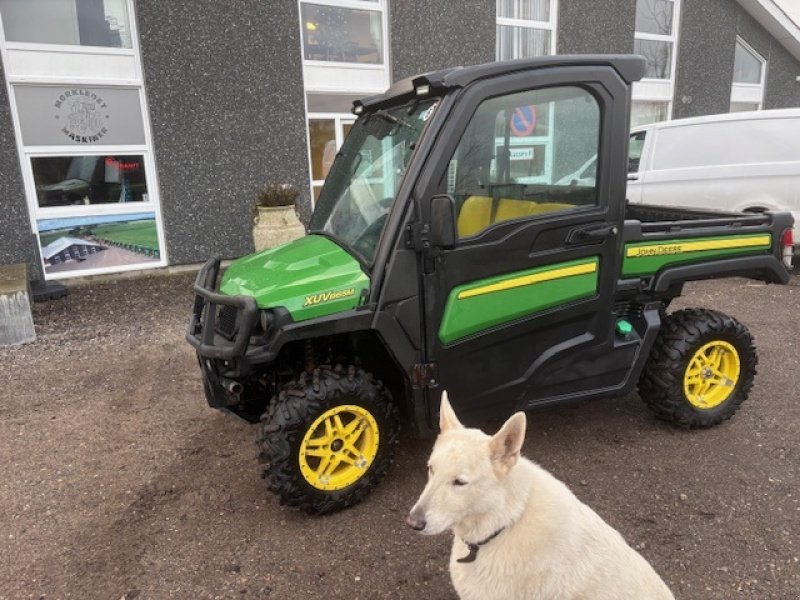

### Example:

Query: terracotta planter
xmin=252 ymin=205 xmax=305 ymax=252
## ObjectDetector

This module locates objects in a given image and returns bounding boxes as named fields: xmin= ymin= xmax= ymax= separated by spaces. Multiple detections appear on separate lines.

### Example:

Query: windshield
xmin=309 ymin=99 xmax=439 ymax=265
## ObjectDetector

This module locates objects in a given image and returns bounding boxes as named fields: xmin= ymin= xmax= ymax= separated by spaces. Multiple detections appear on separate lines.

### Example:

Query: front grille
xmin=216 ymin=305 xmax=238 ymax=339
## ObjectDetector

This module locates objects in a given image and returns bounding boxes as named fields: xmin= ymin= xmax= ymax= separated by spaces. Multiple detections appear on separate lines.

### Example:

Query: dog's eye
xmin=453 ymin=478 xmax=467 ymax=486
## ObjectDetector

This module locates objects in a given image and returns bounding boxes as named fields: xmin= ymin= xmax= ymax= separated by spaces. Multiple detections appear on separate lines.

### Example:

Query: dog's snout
xmin=405 ymin=513 xmax=426 ymax=531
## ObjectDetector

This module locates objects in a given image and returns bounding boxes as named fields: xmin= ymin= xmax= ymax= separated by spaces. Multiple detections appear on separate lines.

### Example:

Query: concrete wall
xmin=135 ymin=0 xmax=311 ymax=265
xmin=673 ymin=0 xmax=738 ymax=119
xmin=390 ymin=0 xmax=495 ymax=82
xmin=0 ymin=57 xmax=41 ymax=279
xmin=558 ymin=0 xmax=637 ymax=55
xmin=674 ymin=0 xmax=800 ymax=119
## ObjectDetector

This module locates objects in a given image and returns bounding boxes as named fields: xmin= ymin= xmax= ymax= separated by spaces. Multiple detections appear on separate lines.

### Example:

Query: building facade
xmin=1 ymin=0 xmax=799 ymax=281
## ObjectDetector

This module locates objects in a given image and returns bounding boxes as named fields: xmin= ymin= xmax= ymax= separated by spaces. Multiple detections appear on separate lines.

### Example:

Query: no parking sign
xmin=510 ymin=105 xmax=537 ymax=137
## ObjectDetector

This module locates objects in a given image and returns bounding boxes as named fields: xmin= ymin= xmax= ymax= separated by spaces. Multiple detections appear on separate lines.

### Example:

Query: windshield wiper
xmin=373 ymin=109 xmax=414 ymax=130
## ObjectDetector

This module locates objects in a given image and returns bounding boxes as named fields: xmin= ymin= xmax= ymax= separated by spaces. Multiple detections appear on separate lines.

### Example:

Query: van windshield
xmin=309 ymin=99 xmax=439 ymax=265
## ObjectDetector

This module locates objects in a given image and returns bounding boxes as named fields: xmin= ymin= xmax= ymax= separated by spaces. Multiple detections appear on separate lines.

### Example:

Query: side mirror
xmin=429 ymin=194 xmax=457 ymax=249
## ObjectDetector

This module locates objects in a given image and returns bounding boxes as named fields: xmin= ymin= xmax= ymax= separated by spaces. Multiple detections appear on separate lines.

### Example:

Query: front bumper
xmin=186 ymin=257 xmax=259 ymax=360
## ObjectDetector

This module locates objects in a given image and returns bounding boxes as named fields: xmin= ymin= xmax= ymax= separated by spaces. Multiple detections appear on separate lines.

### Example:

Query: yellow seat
xmin=457 ymin=196 xmax=576 ymax=238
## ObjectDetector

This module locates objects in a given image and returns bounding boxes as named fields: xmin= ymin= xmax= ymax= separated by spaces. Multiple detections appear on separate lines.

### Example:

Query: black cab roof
xmin=353 ymin=54 xmax=646 ymax=114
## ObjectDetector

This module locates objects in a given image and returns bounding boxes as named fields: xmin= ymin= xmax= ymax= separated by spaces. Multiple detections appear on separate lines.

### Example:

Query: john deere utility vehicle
xmin=187 ymin=55 xmax=794 ymax=514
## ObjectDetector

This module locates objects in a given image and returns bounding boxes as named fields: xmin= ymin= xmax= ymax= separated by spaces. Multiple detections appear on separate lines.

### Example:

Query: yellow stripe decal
xmin=457 ymin=261 xmax=597 ymax=300
xmin=626 ymin=235 xmax=771 ymax=258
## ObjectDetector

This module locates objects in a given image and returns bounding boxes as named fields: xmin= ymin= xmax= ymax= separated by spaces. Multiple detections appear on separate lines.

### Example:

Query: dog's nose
xmin=405 ymin=513 xmax=426 ymax=531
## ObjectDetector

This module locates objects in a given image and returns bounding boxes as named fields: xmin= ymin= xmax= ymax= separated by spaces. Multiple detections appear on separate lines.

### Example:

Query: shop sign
xmin=14 ymin=85 xmax=146 ymax=146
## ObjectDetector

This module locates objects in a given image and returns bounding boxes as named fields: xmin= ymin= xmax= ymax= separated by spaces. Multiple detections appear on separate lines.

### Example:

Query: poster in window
xmin=37 ymin=212 xmax=160 ymax=276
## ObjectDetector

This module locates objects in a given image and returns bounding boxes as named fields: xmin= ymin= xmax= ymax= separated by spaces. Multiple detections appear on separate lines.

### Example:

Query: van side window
xmin=628 ymin=131 xmax=646 ymax=173
xmin=443 ymin=86 xmax=601 ymax=239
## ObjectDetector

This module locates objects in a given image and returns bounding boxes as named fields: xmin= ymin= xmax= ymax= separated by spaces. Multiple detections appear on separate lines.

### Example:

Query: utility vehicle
xmin=188 ymin=55 xmax=794 ymax=514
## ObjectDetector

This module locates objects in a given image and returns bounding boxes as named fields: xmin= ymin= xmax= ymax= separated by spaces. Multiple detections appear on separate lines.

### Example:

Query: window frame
xmin=299 ymin=0 xmax=389 ymax=69
xmin=495 ymin=0 xmax=559 ymax=59
xmin=439 ymin=83 xmax=606 ymax=242
xmin=632 ymin=0 xmax=681 ymax=123
xmin=0 ymin=0 xmax=168 ymax=279
xmin=0 ymin=0 xmax=136 ymax=51
xmin=730 ymin=36 xmax=766 ymax=112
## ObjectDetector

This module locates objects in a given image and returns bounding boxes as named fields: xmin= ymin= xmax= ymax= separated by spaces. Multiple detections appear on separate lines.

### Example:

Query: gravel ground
xmin=1 ymin=272 xmax=798 ymax=600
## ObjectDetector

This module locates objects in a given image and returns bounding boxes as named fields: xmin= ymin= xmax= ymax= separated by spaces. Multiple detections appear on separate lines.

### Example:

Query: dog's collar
xmin=456 ymin=527 xmax=506 ymax=564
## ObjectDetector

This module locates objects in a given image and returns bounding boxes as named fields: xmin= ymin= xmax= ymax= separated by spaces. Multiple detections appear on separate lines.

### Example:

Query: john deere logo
xmin=303 ymin=288 xmax=356 ymax=307
xmin=54 ymin=90 xmax=110 ymax=143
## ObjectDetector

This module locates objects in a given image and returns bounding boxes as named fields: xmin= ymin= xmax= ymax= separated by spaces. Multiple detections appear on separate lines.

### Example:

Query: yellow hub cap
xmin=684 ymin=340 xmax=740 ymax=409
xmin=299 ymin=405 xmax=380 ymax=491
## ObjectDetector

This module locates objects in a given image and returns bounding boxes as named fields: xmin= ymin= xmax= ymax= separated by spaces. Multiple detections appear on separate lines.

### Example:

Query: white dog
xmin=406 ymin=392 xmax=675 ymax=600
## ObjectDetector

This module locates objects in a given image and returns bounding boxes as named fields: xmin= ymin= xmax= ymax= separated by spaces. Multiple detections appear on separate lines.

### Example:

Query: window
xmin=0 ymin=0 xmax=132 ymax=48
xmin=32 ymin=154 xmax=148 ymax=208
xmin=628 ymin=131 xmax=646 ymax=173
xmin=632 ymin=0 xmax=679 ymax=126
xmin=631 ymin=100 xmax=668 ymax=127
xmin=730 ymin=38 xmax=765 ymax=112
xmin=496 ymin=0 xmax=557 ymax=59
xmin=301 ymin=1 xmax=384 ymax=65
xmin=0 ymin=0 xmax=166 ymax=279
xmin=634 ymin=0 xmax=677 ymax=79
xmin=445 ymin=86 xmax=600 ymax=239
xmin=308 ymin=116 xmax=355 ymax=201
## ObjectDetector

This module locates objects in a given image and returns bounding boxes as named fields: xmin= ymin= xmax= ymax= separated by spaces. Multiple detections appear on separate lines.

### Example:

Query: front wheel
xmin=639 ymin=308 xmax=757 ymax=428
xmin=256 ymin=365 xmax=399 ymax=514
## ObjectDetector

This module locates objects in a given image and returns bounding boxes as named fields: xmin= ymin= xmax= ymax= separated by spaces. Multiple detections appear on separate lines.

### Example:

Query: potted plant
xmin=252 ymin=183 xmax=305 ymax=252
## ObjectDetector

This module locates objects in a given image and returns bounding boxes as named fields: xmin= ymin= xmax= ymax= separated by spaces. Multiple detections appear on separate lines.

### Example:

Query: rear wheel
xmin=639 ymin=308 xmax=757 ymax=428
xmin=256 ymin=365 xmax=399 ymax=514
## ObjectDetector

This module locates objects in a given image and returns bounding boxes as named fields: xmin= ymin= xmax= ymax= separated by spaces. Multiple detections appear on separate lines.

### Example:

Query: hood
xmin=219 ymin=235 xmax=370 ymax=321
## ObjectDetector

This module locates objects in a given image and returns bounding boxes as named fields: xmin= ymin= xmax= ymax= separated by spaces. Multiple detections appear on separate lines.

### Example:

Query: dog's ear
xmin=439 ymin=390 xmax=463 ymax=432
xmin=489 ymin=412 xmax=526 ymax=479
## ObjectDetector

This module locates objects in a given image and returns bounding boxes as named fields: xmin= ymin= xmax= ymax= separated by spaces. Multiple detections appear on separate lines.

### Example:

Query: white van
xmin=625 ymin=109 xmax=800 ymax=250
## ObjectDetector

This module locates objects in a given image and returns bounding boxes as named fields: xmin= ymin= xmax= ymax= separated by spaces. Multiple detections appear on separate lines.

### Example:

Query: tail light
xmin=782 ymin=228 xmax=794 ymax=269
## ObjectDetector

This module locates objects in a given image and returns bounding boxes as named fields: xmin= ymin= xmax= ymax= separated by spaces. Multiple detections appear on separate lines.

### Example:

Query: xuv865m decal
xmin=438 ymin=258 xmax=599 ymax=344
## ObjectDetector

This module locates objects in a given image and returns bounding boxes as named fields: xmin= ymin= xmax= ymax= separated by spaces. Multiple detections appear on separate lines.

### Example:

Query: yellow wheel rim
xmin=299 ymin=405 xmax=380 ymax=491
xmin=683 ymin=340 xmax=740 ymax=409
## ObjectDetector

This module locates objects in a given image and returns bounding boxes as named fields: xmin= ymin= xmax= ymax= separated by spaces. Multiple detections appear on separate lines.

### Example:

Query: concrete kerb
xmin=0 ymin=263 xmax=36 ymax=346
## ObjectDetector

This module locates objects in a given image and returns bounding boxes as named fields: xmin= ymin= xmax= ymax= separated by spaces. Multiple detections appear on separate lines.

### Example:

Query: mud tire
xmin=639 ymin=308 xmax=757 ymax=428
xmin=256 ymin=365 xmax=399 ymax=514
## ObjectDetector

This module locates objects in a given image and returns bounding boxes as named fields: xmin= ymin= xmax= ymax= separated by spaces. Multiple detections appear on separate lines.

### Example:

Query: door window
xmin=628 ymin=131 xmax=646 ymax=173
xmin=444 ymin=86 xmax=601 ymax=239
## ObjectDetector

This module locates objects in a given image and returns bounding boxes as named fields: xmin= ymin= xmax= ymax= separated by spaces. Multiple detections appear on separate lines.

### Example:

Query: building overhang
xmin=736 ymin=0 xmax=800 ymax=63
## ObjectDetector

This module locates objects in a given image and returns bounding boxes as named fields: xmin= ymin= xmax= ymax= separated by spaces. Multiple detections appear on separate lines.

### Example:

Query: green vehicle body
xmin=220 ymin=235 xmax=370 ymax=322
xmin=186 ymin=55 xmax=793 ymax=512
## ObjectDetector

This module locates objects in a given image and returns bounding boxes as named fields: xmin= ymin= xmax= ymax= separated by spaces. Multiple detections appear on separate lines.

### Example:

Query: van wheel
xmin=638 ymin=308 xmax=757 ymax=428
xmin=256 ymin=365 xmax=399 ymax=514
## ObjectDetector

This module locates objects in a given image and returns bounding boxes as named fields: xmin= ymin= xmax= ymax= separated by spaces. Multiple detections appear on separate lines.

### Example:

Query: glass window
xmin=13 ymin=85 xmax=145 ymax=147
xmin=635 ymin=0 xmax=674 ymax=35
xmin=631 ymin=100 xmax=668 ymax=127
xmin=634 ymin=39 xmax=672 ymax=79
xmin=301 ymin=3 xmax=382 ymax=64
xmin=733 ymin=39 xmax=763 ymax=84
xmin=309 ymin=99 xmax=438 ymax=263
xmin=628 ymin=131 xmax=646 ymax=173
xmin=308 ymin=119 xmax=336 ymax=181
xmin=32 ymin=154 xmax=148 ymax=208
xmin=496 ymin=0 xmax=555 ymax=59
xmin=496 ymin=25 xmax=551 ymax=60
xmin=729 ymin=101 xmax=759 ymax=112
xmin=37 ymin=211 xmax=160 ymax=276
xmin=445 ymin=86 xmax=601 ymax=240
xmin=497 ymin=0 xmax=549 ymax=21
xmin=0 ymin=0 xmax=132 ymax=48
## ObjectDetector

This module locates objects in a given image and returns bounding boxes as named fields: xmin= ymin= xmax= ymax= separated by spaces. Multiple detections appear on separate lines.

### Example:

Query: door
xmin=417 ymin=67 xmax=631 ymax=421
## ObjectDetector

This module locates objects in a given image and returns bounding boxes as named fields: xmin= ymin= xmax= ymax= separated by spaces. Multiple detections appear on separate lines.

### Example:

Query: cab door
xmin=416 ymin=66 xmax=632 ymax=421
